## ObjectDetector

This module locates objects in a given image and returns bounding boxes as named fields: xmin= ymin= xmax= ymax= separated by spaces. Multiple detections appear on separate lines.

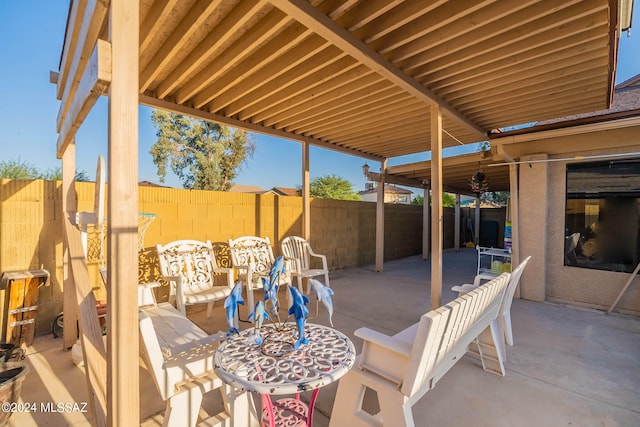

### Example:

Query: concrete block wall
xmin=1 ymin=180 xmax=427 ymax=335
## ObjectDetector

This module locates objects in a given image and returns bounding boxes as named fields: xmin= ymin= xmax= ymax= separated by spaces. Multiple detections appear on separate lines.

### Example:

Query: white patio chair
xmin=228 ymin=236 xmax=289 ymax=316
xmin=281 ymin=236 xmax=330 ymax=293
xmin=156 ymin=239 xmax=234 ymax=318
xmin=453 ymin=255 xmax=531 ymax=354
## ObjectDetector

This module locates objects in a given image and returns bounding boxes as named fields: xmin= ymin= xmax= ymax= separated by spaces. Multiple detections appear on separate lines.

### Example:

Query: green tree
xmin=307 ymin=174 xmax=361 ymax=200
xmin=482 ymin=191 xmax=510 ymax=205
xmin=411 ymin=192 xmax=455 ymax=207
xmin=0 ymin=158 xmax=88 ymax=181
xmin=411 ymin=195 xmax=424 ymax=205
xmin=150 ymin=110 xmax=255 ymax=190
xmin=0 ymin=158 xmax=40 ymax=179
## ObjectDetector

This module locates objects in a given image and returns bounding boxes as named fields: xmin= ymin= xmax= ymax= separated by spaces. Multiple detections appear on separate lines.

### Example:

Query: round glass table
xmin=214 ymin=323 xmax=355 ymax=426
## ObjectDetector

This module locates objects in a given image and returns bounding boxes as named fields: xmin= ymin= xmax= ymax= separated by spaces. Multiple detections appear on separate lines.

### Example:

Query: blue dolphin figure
xmin=247 ymin=301 xmax=270 ymax=345
xmin=224 ymin=282 xmax=244 ymax=336
xmin=261 ymin=277 xmax=279 ymax=319
xmin=269 ymin=256 xmax=285 ymax=288
xmin=308 ymin=279 xmax=335 ymax=326
xmin=288 ymin=286 xmax=310 ymax=349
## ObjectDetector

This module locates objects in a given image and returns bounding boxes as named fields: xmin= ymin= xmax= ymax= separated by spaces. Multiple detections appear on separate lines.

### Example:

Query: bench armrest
xmin=355 ymin=327 xmax=412 ymax=386
xmin=355 ymin=327 xmax=412 ymax=357
xmin=474 ymin=273 xmax=497 ymax=286
xmin=451 ymin=283 xmax=478 ymax=295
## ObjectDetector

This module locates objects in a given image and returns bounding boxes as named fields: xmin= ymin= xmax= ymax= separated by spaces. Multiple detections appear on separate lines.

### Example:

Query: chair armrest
xmin=451 ymin=283 xmax=478 ymax=295
xmin=473 ymin=273 xmax=497 ymax=286
xmin=165 ymin=331 xmax=226 ymax=356
xmin=355 ymin=327 xmax=412 ymax=357
xmin=213 ymin=267 xmax=235 ymax=288
xmin=355 ymin=327 xmax=411 ymax=386
xmin=138 ymin=282 xmax=162 ymax=307
xmin=307 ymin=247 xmax=329 ymax=270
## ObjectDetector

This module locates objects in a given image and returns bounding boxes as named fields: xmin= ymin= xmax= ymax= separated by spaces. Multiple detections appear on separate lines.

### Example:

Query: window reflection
xmin=565 ymin=160 xmax=640 ymax=273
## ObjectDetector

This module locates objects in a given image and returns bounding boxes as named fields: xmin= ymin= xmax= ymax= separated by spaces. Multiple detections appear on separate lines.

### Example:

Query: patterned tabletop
xmin=214 ymin=323 xmax=356 ymax=395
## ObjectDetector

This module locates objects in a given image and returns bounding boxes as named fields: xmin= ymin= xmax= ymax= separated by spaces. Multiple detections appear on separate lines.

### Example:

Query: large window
xmin=565 ymin=159 xmax=640 ymax=273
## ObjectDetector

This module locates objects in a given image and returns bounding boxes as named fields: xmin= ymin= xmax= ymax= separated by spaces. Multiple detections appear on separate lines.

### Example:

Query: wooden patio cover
xmin=57 ymin=0 xmax=620 ymax=163
xmin=52 ymin=0 xmax=627 ymax=425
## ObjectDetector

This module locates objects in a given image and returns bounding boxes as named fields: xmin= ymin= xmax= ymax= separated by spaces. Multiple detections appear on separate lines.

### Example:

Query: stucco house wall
xmin=516 ymin=134 xmax=640 ymax=316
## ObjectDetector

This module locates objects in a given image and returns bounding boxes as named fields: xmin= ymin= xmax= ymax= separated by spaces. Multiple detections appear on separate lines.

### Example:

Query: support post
xmin=422 ymin=186 xmax=430 ymax=260
xmin=454 ymin=193 xmax=461 ymax=252
xmin=108 ymin=1 xmax=140 ymax=425
xmin=509 ymin=163 xmax=521 ymax=296
xmin=375 ymin=160 xmax=387 ymax=272
xmin=302 ymin=142 xmax=310 ymax=240
xmin=430 ymin=106 xmax=443 ymax=309
xmin=475 ymin=195 xmax=481 ymax=246
xmin=61 ymin=139 xmax=78 ymax=350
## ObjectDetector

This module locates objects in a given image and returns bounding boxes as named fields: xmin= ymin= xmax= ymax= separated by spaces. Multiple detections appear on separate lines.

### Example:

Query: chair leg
xmin=329 ymin=371 xmax=371 ymax=427
xmin=476 ymin=321 xmax=506 ymax=375
xmin=222 ymin=384 xmax=260 ymax=427
xmin=206 ymin=301 xmax=214 ymax=318
xmin=324 ymin=272 xmax=330 ymax=288
xmin=378 ymin=391 xmax=414 ymax=427
xmin=502 ymin=310 xmax=514 ymax=346
xmin=163 ymin=385 xmax=205 ymax=427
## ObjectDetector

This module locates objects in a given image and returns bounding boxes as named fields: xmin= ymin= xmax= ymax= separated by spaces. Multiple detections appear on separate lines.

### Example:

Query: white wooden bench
xmin=329 ymin=273 xmax=511 ymax=427
xmin=138 ymin=283 xmax=258 ymax=427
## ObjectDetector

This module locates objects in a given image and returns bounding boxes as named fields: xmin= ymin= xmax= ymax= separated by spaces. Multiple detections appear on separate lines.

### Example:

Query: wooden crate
xmin=0 ymin=270 xmax=49 ymax=347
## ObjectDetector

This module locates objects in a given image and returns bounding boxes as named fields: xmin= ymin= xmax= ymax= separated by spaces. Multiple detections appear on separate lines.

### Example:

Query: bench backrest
xmin=228 ymin=236 xmax=275 ymax=279
xmin=156 ymin=240 xmax=219 ymax=296
xmin=401 ymin=272 xmax=510 ymax=397
xmin=281 ymin=236 xmax=311 ymax=270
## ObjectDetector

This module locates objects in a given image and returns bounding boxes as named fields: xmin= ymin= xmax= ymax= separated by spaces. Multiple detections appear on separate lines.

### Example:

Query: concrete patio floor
xmin=7 ymin=248 xmax=640 ymax=426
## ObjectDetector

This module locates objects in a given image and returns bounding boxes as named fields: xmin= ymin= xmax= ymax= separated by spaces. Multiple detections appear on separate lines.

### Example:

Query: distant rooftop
xmin=229 ymin=184 xmax=265 ymax=194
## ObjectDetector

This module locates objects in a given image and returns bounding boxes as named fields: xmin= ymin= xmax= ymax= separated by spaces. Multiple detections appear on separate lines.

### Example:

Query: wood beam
xmin=423 ymin=185 xmax=430 ymax=260
xmin=365 ymin=171 xmax=428 ymax=189
xmin=375 ymin=160 xmax=386 ymax=272
xmin=57 ymin=39 xmax=112 ymax=158
xmin=64 ymin=216 xmax=107 ymax=427
xmin=386 ymin=150 xmax=494 ymax=175
xmin=140 ymin=94 xmax=384 ymax=161
xmin=107 ymin=0 xmax=139 ymax=424
xmin=430 ymin=105 xmax=443 ymax=309
xmin=475 ymin=195 xmax=481 ymax=246
xmin=140 ymin=0 xmax=180 ymax=54
xmin=56 ymin=0 xmax=109 ymax=128
xmin=302 ymin=142 xmax=310 ymax=240
xmin=269 ymin=0 xmax=486 ymax=139
xmin=61 ymin=141 xmax=78 ymax=350
xmin=455 ymin=193 xmax=461 ymax=251
xmin=187 ymin=8 xmax=289 ymax=107
xmin=140 ymin=0 xmax=221 ymax=91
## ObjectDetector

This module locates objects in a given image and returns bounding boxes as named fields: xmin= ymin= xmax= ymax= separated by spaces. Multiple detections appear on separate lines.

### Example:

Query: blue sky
xmin=1 ymin=2 xmax=638 ymax=193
